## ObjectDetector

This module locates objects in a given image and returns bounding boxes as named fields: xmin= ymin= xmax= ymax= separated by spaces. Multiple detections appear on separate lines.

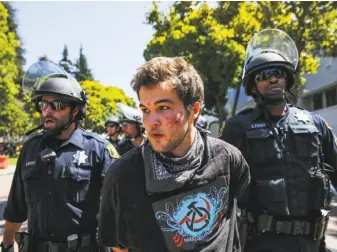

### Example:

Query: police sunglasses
xmin=254 ymin=68 xmax=287 ymax=83
xmin=38 ymin=100 xmax=70 ymax=111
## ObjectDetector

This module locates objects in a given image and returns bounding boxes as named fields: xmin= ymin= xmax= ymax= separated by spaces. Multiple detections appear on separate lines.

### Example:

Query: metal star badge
xmin=295 ymin=111 xmax=310 ymax=123
xmin=73 ymin=151 xmax=88 ymax=165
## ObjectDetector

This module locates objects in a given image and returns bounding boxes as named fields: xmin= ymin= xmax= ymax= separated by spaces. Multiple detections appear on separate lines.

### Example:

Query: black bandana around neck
xmin=143 ymin=130 xmax=205 ymax=194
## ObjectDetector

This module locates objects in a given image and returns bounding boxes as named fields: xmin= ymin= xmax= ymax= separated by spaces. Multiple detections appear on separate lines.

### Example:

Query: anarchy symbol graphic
xmin=178 ymin=198 xmax=211 ymax=232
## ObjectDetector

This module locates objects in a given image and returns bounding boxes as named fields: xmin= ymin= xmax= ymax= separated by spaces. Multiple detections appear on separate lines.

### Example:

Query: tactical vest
xmin=241 ymin=105 xmax=329 ymax=217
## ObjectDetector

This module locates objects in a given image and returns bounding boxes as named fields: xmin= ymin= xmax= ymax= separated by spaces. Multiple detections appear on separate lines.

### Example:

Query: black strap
xmin=250 ymin=213 xmax=328 ymax=239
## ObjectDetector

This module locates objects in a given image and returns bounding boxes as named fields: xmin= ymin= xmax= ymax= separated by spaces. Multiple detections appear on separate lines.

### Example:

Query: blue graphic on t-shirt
xmin=155 ymin=186 xmax=228 ymax=243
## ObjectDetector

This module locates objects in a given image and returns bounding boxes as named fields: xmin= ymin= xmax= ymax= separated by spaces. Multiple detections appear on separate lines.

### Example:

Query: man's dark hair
xmin=131 ymin=57 xmax=204 ymax=111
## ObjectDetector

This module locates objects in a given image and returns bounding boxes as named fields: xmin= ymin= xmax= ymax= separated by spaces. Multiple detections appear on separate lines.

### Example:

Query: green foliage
xmin=39 ymin=55 xmax=49 ymax=61
xmin=145 ymin=1 xmax=337 ymax=120
xmin=80 ymin=80 xmax=135 ymax=132
xmin=59 ymin=45 xmax=73 ymax=73
xmin=75 ymin=45 xmax=94 ymax=82
xmin=2 ymin=2 xmax=25 ymax=84
xmin=0 ymin=2 xmax=33 ymax=138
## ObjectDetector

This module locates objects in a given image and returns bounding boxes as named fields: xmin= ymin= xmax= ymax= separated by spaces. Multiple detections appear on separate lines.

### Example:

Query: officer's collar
xmin=251 ymin=103 xmax=289 ymax=121
xmin=64 ymin=127 xmax=85 ymax=149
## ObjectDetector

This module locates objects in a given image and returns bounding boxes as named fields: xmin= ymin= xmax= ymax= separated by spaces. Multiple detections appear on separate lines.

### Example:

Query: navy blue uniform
xmin=220 ymin=104 xmax=337 ymax=252
xmin=117 ymin=139 xmax=135 ymax=156
xmin=3 ymin=127 xmax=118 ymax=242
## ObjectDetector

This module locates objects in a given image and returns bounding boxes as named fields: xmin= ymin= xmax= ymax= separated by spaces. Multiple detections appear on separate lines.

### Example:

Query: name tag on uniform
xmin=25 ymin=161 xmax=36 ymax=167
xmin=251 ymin=123 xmax=266 ymax=129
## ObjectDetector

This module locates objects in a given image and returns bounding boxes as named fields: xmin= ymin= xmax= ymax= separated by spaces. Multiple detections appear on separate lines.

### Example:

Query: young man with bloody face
xmin=98 ymin=57 xmax=250 ymax=252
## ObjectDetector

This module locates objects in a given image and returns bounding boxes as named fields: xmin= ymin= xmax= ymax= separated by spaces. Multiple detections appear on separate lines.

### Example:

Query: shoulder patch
xmin=219 ymin=121 xmax=226 ymax=137
xmin=325 ymin=121 xmax=332 ymax=130
xmin=106 ymin=144 xmax=120 ymax=159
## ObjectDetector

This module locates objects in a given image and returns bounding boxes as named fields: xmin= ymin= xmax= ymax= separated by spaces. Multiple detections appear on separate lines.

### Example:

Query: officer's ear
xmin=71 ymin=106 xmax=79 ymax=120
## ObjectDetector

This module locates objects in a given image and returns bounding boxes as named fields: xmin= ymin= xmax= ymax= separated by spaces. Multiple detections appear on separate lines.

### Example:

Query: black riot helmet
xmin=22 ymin=60 xmax=88 ymax=136
xmin=242 ymin=29 xmax=299 ymax=104
xmin=105 ymin=114 xmax=120 ymax=127
xmin=116 ymin=103 xmax=145 ymax=139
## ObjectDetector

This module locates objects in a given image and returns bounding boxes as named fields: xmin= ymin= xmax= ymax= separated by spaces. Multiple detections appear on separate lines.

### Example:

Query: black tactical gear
xmin=220 ymin=104 xmax=337 ymax=252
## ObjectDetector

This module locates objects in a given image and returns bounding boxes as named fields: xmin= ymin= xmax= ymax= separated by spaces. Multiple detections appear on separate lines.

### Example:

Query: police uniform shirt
xmin=220 ymin=104 xmax=337 ymax=190
xmin=3 ymin=127 xmax=119 ymax=242
xmin=108 ymin=138 xmax=119 ymax=150
xmin=220 ymin=103 xmax=337 ymax=221
xmin=98 ymin=133 xmax=250 ymax=252
xmin=117 ymin=139 xmax=135 ymax=156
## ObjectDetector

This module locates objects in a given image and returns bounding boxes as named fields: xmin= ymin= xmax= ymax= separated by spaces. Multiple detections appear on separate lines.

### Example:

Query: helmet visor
xmin=243 ymin=29 xmax=298 ymax=79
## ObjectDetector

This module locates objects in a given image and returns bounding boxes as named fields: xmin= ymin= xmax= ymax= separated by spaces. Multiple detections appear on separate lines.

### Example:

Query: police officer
xmin=220 ymin=29 xmax=337 ymax=252
xmin=0 ymin=61 xmax=119 ymax=252
xmin=116 ymin=103 xmax=146 ymax=156
xmin=105 ymin=115 xmax=121 ymax=149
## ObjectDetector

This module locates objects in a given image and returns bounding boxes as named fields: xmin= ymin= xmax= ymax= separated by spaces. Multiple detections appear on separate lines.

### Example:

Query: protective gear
xmin=22 ymin=61 xmax=87 ymax=137
xmin=242 ymin=29 xmax=298 ymax=105
xmin=116 ymin=103 xmax=145 ymax=139
xmin=105 ymin=115 xmax=120 ymax=127
xmin=117 ymin=103 xmax=143 ymax=126
xmin=23 ymin=61 xmax=87 ymax=105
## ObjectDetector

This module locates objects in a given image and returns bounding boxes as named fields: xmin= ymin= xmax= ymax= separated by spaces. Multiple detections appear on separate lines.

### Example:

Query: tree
xmin=0 ymin=2 xmax=32 ymax=139
xmin=75 ymin=45 xmax=94 ymax=82
xmin=39 ymin=55 xmax=49 ymax=61
xmin=145 ymin=2 xmax=337 ymax=120
xmin=144 ymin=2 xmax=260 ymax=123
xmin=80 ymin=80 xmax=135 ymax=132
xmin=2 ymin=2 xmax=25 ymax=84
xmin=59 ymin=45 xmax=74 ymax=73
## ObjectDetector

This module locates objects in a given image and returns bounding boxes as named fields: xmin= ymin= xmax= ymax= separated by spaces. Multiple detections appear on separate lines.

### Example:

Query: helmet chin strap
xmin=259 ymin=90 xmax=286 ymax=105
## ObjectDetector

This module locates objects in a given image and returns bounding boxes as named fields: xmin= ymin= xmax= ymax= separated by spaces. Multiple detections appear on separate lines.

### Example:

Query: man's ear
xmin=191 ymin=101 xmax=201 ymax=122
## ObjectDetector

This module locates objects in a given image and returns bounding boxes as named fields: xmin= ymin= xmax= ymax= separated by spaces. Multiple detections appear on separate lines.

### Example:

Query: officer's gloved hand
xmin=0 ymin=242 xmax=14 ymax=252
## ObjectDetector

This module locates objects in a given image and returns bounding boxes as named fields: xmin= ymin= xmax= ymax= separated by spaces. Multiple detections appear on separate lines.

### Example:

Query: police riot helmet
xmin=105 ymin=114 xmax=120 ymax=126
xmin=23 ymin=60 xmax=87 ymax=105
xmin=22 ymin=61 xmax=88 ymax=137
xmin=116 ymin=103 xmax=145 ymax=139
xmin=117 ymin=103 xmax=143 ymax=127
xmin=242 ymin=29 xmax=298 ymax=98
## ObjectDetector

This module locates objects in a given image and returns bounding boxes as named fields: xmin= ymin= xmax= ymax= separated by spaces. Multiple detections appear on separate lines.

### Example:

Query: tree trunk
xmin=231 ymin=80 xmax=241 ymax=117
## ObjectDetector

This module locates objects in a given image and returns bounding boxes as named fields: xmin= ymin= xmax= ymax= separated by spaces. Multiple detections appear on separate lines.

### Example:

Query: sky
xmin=11 ymin=1 xmax=172 ymax=102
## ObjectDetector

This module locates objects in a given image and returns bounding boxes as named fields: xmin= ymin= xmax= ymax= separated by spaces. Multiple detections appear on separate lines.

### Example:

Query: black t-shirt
xmin=98 ymin=135 xmax=250 ymax=252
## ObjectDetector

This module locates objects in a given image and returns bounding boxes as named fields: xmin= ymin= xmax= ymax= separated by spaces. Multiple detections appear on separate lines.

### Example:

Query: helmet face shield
xmin=243 ymin=29 xmax=298 ymax=79
xmin=22 ymin=61 xmax=67 ymax=98
xmin=22 ymin=60 xmax=86 ymax=104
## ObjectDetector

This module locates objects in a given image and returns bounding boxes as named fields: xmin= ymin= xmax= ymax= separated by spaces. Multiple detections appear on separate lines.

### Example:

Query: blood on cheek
xmin=162 ymin=112 xmax=184 ymax=128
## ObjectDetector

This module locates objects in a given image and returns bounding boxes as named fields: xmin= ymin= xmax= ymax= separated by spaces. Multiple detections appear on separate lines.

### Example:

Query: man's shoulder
xmin=22 ymin=132 xmax=44 ymax=148
xmin=105 ymin=146 xmax=143 ymax=182
xmin=207 ymin=135 xmax=243 ymax=158
xmin=81 ymin=128 xmax=110 ymax=145
xmin=226 ymin=108 xmax=254 ymax=126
